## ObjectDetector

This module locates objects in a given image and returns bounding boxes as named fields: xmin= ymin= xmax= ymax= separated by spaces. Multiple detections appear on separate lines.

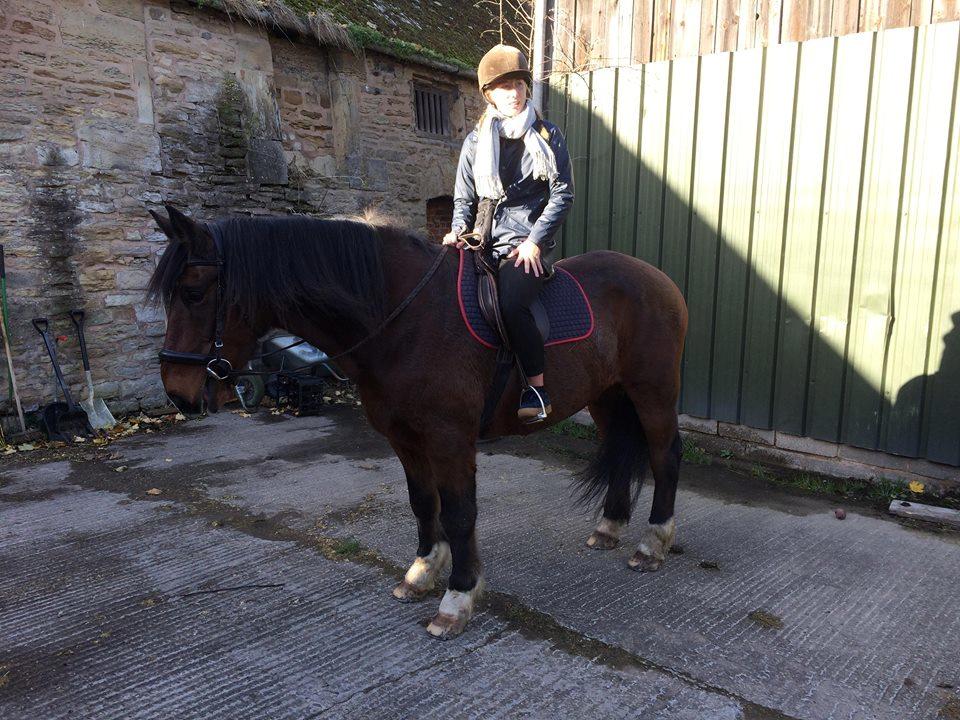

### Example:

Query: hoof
xmin=426 ymin=611 xmax=470 ymax=639
xmin=425 ymin=580 xmax=483 ymax=640
xmin=627 ymin=551 xmax=663 ymax=572
xmin=586 ymin=531 xmax=619 ymax=550
xmin=587 ymin=518 xmax=624 ymax=550
xmin=628 ymin=518 xmax=676 ymax=573
xmin=392 ymin=581 xmax=429 ymax=603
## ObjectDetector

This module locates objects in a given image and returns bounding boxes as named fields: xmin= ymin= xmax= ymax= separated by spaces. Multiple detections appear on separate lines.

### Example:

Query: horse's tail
xmin=572 ymin=392 xmax=649 ymax=515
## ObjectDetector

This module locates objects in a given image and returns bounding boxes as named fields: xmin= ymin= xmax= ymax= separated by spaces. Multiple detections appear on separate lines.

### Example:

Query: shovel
xmin=69 ymin=309 xmax=116 ymax=430
xmin=32 ymin=317 xmax=93 ymax=442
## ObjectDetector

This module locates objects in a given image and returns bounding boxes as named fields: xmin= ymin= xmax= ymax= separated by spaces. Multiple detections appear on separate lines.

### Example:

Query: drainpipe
xmin=531 ymin=0 xmax=547 ymax=113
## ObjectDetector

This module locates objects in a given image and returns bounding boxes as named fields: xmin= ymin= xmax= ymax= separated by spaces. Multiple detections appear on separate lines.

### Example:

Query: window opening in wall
xmin=414 ymin=86 xmax=451 ymax=137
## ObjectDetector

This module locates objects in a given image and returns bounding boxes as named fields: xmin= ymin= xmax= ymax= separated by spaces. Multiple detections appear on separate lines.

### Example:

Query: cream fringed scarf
xmin=474 ymin=102 xmax=558 ymax=199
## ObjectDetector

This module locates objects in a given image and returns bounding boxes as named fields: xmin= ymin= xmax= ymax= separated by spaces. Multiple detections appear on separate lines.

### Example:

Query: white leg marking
xmin=586 ymin=517 xmax=625 ymax=548
xmin=426 ymin=578 xmax=485 ymax=639
xmin=628 ymin=517 xmax=676 ymax=571
xmin=392 ymin=542 xmax=450 ymax=602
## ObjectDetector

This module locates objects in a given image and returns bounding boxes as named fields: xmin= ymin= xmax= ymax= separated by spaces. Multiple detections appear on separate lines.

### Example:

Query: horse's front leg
xmin=426 ymin=443 xmax=483 ymax=639
xmin=390 ymin=443 xmax=450 ymax=602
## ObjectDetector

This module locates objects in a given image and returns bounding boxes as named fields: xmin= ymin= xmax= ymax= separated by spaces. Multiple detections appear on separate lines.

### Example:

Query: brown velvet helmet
xmin=477 ymin=44 xmax=532 ymax=95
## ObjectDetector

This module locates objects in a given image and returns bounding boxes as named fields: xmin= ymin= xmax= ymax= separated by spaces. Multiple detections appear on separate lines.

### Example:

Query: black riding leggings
xmin=498 ymin=258 xmax=546 ymax=378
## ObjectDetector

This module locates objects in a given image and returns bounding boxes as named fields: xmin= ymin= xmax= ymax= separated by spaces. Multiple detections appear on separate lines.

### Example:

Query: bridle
xmin=157 ymin=232 xmax=235 ymax=381
xmin=157 ymin=233 xmax=450 ymax=381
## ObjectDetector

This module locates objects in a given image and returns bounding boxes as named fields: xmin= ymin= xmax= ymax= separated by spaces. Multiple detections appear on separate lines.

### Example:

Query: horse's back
xmin=556 ymin=250 xmax=687 ymax=328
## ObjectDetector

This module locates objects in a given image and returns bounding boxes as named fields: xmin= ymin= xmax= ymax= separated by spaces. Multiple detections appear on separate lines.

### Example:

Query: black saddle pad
xmin=456 ymin=249 xmax=594 ymax=349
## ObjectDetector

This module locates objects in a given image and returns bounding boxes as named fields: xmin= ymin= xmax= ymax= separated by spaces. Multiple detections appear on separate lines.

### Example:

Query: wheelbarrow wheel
xmin=234 ymin=375 xmax=265 ymax=411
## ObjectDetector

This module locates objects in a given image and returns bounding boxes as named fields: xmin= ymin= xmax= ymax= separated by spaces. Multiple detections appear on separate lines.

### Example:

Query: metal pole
xmin=531 ymin=0 xmax=547 ymax=113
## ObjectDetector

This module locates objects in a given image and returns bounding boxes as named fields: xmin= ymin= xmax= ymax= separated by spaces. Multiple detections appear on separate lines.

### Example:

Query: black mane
xmin=148 ymin=215 xmax=436 ymax=330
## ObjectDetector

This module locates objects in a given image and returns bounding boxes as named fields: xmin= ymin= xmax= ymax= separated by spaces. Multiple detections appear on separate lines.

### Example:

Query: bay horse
xmin=147 ymin=206 xmax=687 ymax=639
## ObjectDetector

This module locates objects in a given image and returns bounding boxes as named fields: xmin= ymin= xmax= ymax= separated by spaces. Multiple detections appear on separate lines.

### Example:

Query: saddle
xmin=473 ymin=244 xmax=551 ymax=350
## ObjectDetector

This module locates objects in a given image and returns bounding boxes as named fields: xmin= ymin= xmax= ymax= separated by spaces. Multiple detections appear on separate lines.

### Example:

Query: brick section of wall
xmin=425 ymin=195 xmax=454 ymax=242
xmin=0 ymin=0 xmax=481 ymax=422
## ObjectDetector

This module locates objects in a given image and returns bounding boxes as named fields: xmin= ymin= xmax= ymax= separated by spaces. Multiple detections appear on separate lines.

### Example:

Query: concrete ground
xmin=1 ymin=406 xmax=958 ymax=720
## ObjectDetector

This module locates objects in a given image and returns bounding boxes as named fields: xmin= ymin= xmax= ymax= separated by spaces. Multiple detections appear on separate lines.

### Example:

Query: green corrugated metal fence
xmin=546 ymin=21 xmax=960 ymax=467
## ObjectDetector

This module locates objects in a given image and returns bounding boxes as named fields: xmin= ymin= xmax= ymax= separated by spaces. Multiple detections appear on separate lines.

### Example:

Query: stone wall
xmin=0 ymin=0 xmax=484 ymax=424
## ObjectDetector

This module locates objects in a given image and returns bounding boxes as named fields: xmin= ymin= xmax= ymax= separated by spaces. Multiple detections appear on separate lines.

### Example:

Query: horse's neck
xmin=280 ymin=237 xmax=441 ymax=380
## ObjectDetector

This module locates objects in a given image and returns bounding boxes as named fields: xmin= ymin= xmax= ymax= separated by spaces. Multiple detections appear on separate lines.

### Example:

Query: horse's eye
xmin=181 ymin=288 xmax=205 ymax=305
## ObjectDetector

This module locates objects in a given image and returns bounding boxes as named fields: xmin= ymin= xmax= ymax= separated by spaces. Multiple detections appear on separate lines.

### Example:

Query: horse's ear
xmin=165 ymin=204 xmax=194 ymax=237
xmin=164 ymin=204 xmax=214 ymax=257
xmin=149 ymin=208 xmax=176 ymax=241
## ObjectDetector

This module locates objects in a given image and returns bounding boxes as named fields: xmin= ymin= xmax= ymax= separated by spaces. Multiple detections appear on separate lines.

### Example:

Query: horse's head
xmin=148 ymin=205 xmax=259 ymax=416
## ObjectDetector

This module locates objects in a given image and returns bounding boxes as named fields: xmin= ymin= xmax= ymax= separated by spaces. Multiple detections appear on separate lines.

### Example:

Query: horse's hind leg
xmin=585 ymin=387 xmax=632 ymax=550
xmin=390 ymin=442 xmax=450 ymax=603
xmin=626 ymin=396 xmax=680 ymax=572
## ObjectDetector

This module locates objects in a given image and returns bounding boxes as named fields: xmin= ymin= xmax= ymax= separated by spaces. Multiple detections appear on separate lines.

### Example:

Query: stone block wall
xmin=0 ymin=0 xmax=483 ymax=423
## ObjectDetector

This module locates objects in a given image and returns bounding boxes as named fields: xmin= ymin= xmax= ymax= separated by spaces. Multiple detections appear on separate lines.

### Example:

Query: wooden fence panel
xmin=841 ymin=26 xmax=914 ymax=449
xmin=757 ymin=0 xmax=783 ymax=46
xmin=701 ymin=0 xmax=720 ymax=54
xmin=553 ymin=0 xmax=578 ymax=72
xmin=610 ymin=0 xmax=636 ymax=65
xmin=933 ymin=0 xmax=959 ymax=21
xmin=633 ymin=0 xmax=657 ymax=63
xmin=880 ymin=22 xmax=958 ymax=455
xmin=673 ymin=0 xmax=705 ymax=57
xmin=551 ymin=0 xmax=957 ymax=68
xmin=652 ymin=0 xmax=675 ymax=60
xmin=577 ymin=0 xmax=597 ymax=68
xmin=805 ymin=31 xmax=873 ymax=442
xmin=833 ymin=0 xmax=863 ymax=34
xmin=771 ymin=36 xmax=834 ymax=435
xmin=735 ymin=43 xmax=797 ymax=427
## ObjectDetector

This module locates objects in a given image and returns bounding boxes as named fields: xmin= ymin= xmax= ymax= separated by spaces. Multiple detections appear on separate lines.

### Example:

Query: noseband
xmin=158 ymin=233 xmax=450 ymax=381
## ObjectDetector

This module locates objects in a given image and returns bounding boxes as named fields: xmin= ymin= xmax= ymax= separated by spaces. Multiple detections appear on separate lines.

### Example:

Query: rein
xmin=158 ymin=238 xmax=450 ymax=380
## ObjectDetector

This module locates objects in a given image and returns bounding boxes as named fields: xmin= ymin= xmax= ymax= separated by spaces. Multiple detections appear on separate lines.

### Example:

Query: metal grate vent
xmin=414 ymin=86 xmax=450 ymax=136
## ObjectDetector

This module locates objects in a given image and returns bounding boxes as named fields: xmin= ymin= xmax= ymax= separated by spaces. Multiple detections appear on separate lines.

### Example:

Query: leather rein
xmin=158 ymin=234 xmax=450 ymax=381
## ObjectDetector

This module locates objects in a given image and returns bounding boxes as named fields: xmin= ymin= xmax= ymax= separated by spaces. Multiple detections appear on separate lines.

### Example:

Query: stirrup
xmin=518 ymin=385 xmax=551 ymax=423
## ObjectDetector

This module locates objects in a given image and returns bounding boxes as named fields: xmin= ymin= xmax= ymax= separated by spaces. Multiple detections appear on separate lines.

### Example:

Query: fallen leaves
xmin=748 ymin=609 xmax=784 ymax=630
xmin=146 ymin=488 xmax=162 ymax=496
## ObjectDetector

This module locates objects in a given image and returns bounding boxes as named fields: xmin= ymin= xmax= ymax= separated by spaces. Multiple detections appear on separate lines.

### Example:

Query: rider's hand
xmin=507 ymin=239 xmax=543 ymax=277
xmin=442 ymin=231 xmax=465 ymax=249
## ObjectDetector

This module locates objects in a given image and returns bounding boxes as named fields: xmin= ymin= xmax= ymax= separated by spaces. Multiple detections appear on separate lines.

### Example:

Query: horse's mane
xmin=147 ymin=214 xmax=438 ymax=329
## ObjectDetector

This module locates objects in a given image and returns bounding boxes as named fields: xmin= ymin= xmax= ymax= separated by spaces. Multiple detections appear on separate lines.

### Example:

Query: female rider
xmin=443 ymin=44 xmax=574 ymax=422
